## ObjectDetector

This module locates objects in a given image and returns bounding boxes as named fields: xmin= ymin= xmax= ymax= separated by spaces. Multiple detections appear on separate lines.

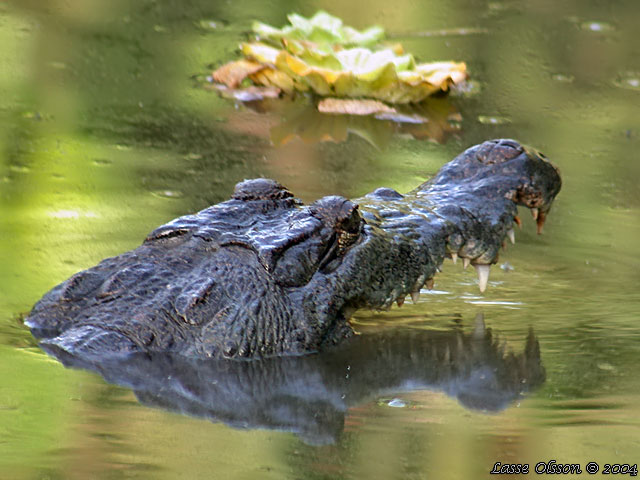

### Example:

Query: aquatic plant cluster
xmin=212 ymin=11 xmax=467 ymax=103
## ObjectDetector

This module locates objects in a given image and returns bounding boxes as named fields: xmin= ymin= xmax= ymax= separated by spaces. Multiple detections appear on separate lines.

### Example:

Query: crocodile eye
xmin=336 ymin=204 xmax=362 ymax=251
xmin=337 ymin=230 xmax=359 ymax=252
xmin=311 ymin=196 xmax=362 ymax=236
xmin=337 ymin=203 xmax=362 ymax=233
xmin=316 ymin=197 xmax=362 ymax=253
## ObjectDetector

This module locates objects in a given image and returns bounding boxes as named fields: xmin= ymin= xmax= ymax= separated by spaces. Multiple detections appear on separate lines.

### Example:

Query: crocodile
xmin=25 ymin=139 xmax=561 ymax=359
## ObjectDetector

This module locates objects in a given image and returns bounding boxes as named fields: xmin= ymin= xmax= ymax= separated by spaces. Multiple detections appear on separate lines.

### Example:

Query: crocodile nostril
xmin=490 ymin=142 xmax=523 ymax=163
xmin=475 ymin=139 xmax=523 ymax=164
xmin=498 ymin=139 xmax=522 ymax=150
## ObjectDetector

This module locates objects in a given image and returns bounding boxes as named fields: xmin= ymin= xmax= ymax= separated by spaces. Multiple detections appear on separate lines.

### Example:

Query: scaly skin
xmin=25 ymin=139 xmax=561 ymax=359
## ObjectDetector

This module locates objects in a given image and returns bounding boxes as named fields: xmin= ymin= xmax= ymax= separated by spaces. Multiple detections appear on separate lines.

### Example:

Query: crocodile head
xmin=25 ymin=139 xmax=561 ymax=359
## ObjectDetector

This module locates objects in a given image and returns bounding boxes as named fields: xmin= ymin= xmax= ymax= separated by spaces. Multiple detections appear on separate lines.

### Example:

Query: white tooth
xmin=531 ymin=208 xmax=539 ymax=220
xmin=507 ymin=228 xmax=515 ymax=244
xmin=451 ymin=252 xmax=458 ymax=264
xmin=411 ymin=290 xmax=420 ymax=303
xmin=474 ymin=264 xmax=490 ymax=293
xmin=463 ymin=257 xmax=470 ymax=270
xmin=382 ymin=296 xmax=394 ymax=310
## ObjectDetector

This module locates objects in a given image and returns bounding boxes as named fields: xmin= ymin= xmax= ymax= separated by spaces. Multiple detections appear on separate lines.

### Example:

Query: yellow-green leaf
xmin=253 ymin=11 xmax=384 ymax=48
xmin=214 ymin=12 xmax=468 ymax=104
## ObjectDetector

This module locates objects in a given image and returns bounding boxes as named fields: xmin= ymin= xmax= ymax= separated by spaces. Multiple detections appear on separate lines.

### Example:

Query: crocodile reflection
xmin=42 ymin=316 xmax=545 ymax=445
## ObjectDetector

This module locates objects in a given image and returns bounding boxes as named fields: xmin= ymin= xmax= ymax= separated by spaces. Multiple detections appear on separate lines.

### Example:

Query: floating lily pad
xmin=211 ymin=11 xmax=467 ymax=104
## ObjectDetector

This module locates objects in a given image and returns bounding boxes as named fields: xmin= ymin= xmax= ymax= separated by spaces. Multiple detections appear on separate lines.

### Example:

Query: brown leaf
xmin=317 ymin=98 xmax=396 ymax=115
xmin=212 ymin=60 xmax=265 ymax=88
xmin=249 ymin=67 xmax=297 ymax=94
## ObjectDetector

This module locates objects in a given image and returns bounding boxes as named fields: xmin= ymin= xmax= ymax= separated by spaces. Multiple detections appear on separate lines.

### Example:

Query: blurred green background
xmin=1 ymin=0 xmax=639 ymax=478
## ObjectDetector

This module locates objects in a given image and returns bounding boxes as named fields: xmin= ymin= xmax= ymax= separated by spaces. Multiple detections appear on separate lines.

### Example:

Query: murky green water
xmin=1 ymin=0 xmax=639 ymax=478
